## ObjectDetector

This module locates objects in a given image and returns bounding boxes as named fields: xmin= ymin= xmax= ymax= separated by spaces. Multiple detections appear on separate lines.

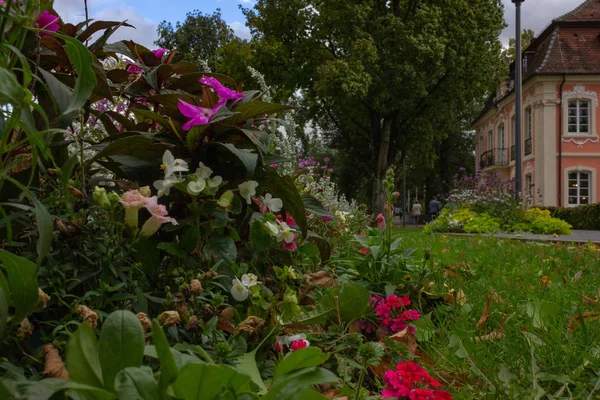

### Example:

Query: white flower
xmin=263 ymin=193 xmax=283 ymax=212
xmin=153 ymin=176 xmax=181 ymax=197
xmin=277 ymin=222 xmax=295 ymax=243
xmin=231 ymin=278 xmax=249 ymax=301
xmin=241 ymin=273 xmax=258 ymax=287
xmin=208 ymin=176 xmax=223 ymax=188
xmin=264 ymin=221 xmax=279 ymax=237
xmin=238 ymin=181 xmax=259 ymax=204
xmin=160 ymin=150 xmax=188 ymax=178
xmin=187 ymin=179 xmax=206 ymax=196
xmin=195 ymin=162 xmax=213 ymax=179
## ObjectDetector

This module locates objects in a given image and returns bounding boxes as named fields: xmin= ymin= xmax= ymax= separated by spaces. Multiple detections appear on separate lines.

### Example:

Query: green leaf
xmin=216 ymin=143 xmax=258 ymax=177
xmin=0 ymin=287 xmax=8 ymax=337
xmin=151 ymin=320 xmax=179 ymax=398
xmin=157 ymin=242 xmax=187 ymax=258
xmin=77 ymin=21 xmax=134 ymax=43
xmin=0 ymin=67 xmax=26 ymax=106
xmin=133 ymin=239 xmax=161 ymax=271
xmin=114 ymin=367 xmax=158 ymax=400
xmin=293 ymin=283 xmax=369 ymax=325
xmin=265 ymin=168 xmax=308 ymax=237
xmin=228 ymin=102 xmax=295 ymax=125
xmin=98 ymin=311 xmax=145 ymax=390
xmin=91 ymin=135 xmax=167 ymax=163
xmin=306 ymin=232 xmax=331 ymax=263
xmin=32 ymin=196 xmax=53 ymax=265
xmin=273 ymin=348 xmax=329 ymax=383
xmin=67 ymin=322 xmax=104 ymax=388
xmin=38 ymin=68 xmax=73 ymax=115
xmin=58 ymin=34 xmax=98 ymax=114
xmin=172 ymin=364 xmax=252 ymax=400
xmin=301 ymin=195 xmax=333 ymax=217
xmin=0 ymin=250 xmax=38 ymax=323
xmin=250 ymin=220 xmax=271 ymax=254
xmin=263 ymin=368 xmax=338 ymax=400
xmin=203 ymin=236 xmax=237 ymax=265
xmin=234 ymin=351 xmax=267 ymax=394
xmin=20 ymin=379 xmax=115 ymax=400
xmin=526 ymin=301 xmax=560 ymax=329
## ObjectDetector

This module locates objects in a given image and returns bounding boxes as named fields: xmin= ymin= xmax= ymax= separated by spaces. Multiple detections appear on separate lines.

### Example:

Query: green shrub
xmin=509 ymin=222 xmax=532 ymax=233
xmin=544 ymin=204 xmax=600 ymax=230
xmin=463 ymin=213 xmax=501 ymax=233
xmin=530 ymin=217 xmax=572 ymax=235
xmin=524 ymin=207 xmax=551 ymax=222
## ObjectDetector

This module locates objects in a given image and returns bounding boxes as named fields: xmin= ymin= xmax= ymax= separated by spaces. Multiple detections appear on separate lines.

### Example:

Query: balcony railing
xmin=524 ymin=138 xmax=532 ymax=156
xmin=480 ymin=148 xmax=509 ymax=169
xmin=511 ymin=145 xmax=516 ymax=161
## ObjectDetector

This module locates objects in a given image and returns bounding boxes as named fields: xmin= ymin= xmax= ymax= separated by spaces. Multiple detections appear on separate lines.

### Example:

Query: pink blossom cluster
xmin=382 ymin=362 xmax=452 ymax=400
xmin=375 ymin=294 xmax=420 ymax=334
xmin=297 ymin=156 xmax=334 ymax=177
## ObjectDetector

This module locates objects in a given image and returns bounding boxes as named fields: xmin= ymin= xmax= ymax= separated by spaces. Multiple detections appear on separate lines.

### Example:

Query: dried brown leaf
xmin=16 ymin=318 xmax=33 ymax=340
xmin=136 ymin=312 xmax=152 ymax=332
xmin=387 ymin=327 xmax=418 ymax=354
xmin=474 ymin=331 xmax=504 ymax=343
xmin=157 ymin=311 xmax=180 ymax=326
xmin=456 ymin=290 xmax=467 ymax=305
xmin=298 ymin=270 xmax=339 ymax=305
xmin=476 ymin=295 xmax=491 ymax=330
xmin=573 ymin=270 xmax=583 ymax=282
xmin=43 ymin=344 xmax=69 ymax=380
xmin=218 ymin=307 xmax=235 ymax=333
xmin=489 ymin=286 xmax=504 ymax=304
xmin=569 ymin=311 xmax=600 ymax=333
xmin=185 ymin=316 xmax=200 ymax=332
xmin=236 ymin=316 xmax=265 ymax=335
xmin=76 ymin=305 xmax=98 ymax=329
xmin=581 ymin=294 xmax=598 ymax=306
xmin=38 ymin=288 xmax=51 ymax=309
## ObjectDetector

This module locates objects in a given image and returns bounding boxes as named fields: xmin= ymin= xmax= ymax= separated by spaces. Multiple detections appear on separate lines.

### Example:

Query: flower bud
xmin=108 ymin=191 xmax=120 ymax=206
xmin=92 ymin=187 xmax=111 ymax=210
xmin=139 ymin=186 xmax=152 ymax=197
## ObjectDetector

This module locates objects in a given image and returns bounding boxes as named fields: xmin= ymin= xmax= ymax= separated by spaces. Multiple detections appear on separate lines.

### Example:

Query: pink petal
xmin=152 ymin=48 xmax=168 ymax=59
xmin=178 ymin=99 xmax=204 ymax=118
xmin=182 ymin=115 xmax=209 ymax=131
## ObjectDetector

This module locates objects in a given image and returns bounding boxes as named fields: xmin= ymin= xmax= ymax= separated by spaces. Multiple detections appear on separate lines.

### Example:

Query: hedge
xmin=543 ymin=203 xmax=600 ymax=230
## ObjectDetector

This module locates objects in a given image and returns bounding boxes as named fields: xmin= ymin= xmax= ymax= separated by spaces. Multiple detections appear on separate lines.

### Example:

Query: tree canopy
xmin=503 ymin=28 xmax=535 ymax=63
xmin=243 ymin=0 xmax=506 ymax=213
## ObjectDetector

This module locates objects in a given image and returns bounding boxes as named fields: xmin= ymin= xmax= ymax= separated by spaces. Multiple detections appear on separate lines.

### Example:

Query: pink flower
xmin=285 ymin=213 xmax=296 ymax=226
xmin=35 ymin=10 xmax=60 ymax=36
xmin=376 ymin=213 xmax=386 ymax=230
xmin=178 ymin=99 xmax=215 ymax=131
xmin=126 ymin=60 xmax=143 ymax=73
xmin=140 ymin=196 xmax=177 ymax=236
xmin=290 ymin=339 xmax=309 ymax=352
xmin=274 ymin=340 xmax=284 ymax=352
xmin=120 ymin=190 xmax=148 ymax=228
xmin=252 ymin=197 xmax=269 ymax=214
xmin=152 ymin=48 xmax=168 ymax=60
xmin=199 ymin=76 xmax=243 ymax=108
xmin=382 ymin=362 xmax=449 ymax=400
xmin=323 ymin=216 xmax=332 ymax=222
xmin=283 ymin=239 xmax=297 ymax=252
xmin=360 ymin=247 xmax=370 ymax=255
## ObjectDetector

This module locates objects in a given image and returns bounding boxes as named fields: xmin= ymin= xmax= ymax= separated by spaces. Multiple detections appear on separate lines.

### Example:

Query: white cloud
xmin=229 ymin=21 xmax=251 ymax=40
xmin=53 ymin=0 xmax=158 ymax=48
xmin=501 ymin=0 xmax=583 ymax=46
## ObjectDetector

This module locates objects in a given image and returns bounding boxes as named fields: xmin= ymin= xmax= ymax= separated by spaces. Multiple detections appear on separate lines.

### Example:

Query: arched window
xmin=567 ymin=100 xmax=590 ymax=134
xmin=568 ymin=171 xmax=591 ymax=206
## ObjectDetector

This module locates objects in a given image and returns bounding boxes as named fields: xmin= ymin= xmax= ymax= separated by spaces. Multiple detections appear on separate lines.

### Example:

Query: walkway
xmin=445 ymin=230 xmax=600 ymax=245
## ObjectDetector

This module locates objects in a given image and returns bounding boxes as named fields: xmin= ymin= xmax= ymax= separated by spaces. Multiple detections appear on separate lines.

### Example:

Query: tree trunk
xmin=372 ymin=117 xmax=392 ymax=215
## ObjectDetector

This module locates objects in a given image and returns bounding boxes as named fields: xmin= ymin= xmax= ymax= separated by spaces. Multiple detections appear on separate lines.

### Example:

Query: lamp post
xmin=512 ymin=0 xmax=525 ymax=195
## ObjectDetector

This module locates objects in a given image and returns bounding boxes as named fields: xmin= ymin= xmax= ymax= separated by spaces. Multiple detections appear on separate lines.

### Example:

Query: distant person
xmin=429 ymin=196 xmax=442 ymax=220
xmin=412 ymin=200 xmax=422 ymax=226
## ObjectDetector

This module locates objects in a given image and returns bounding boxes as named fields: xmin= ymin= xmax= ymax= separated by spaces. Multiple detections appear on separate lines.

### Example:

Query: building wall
xmin=473 ymin=76 xmax=600 ymax=207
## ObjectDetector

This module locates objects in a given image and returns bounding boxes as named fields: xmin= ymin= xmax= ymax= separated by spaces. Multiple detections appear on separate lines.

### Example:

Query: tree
xmin=243 ymin=0 xmax=506 ymax=213
xmin=155 ymin=9 xmax=234 ymax=69
xmin=503 ymin=29 xmax=535 ymax=62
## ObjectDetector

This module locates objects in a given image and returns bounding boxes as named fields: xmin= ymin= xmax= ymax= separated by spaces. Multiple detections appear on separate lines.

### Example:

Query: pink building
xmin=473 ymin=0 xmax=600 ymax=207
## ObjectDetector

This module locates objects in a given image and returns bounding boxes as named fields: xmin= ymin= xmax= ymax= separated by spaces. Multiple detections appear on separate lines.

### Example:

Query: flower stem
xmin=354 ymin=367 xmax=366 ymax=400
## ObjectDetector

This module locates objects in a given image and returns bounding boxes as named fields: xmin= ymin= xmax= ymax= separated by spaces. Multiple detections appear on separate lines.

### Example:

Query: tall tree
xmin=503 ymin=29 xmax=535 ymax=62
xmin=244 ymin=0 xmax=506 ymax=213
xmin=155 ymin=9 xmax=234 ymax=69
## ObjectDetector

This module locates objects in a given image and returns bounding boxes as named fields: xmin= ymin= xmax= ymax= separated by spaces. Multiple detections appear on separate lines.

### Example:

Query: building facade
xmin=473 ymin=0 xmax=600 ymax=207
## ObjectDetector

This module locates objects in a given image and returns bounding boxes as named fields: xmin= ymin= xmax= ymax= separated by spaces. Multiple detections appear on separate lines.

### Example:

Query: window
xmin=479 ymin=135 xmax=484 ymax=157
xmin=525 ymin=107 xmax=533 ymax=155
xmin=525 ymin=174 xmax=533 ymax=205
xmin=498 ymin=124 xmax=505 ymax=147
xmin=568 ymin=171 xmax=590 ymax=206
xmin=568 ymin=100 xmax=590 ymax=134
xmin=488 ymin=130 xmax=493 ymax=151
xmin=511 ymin=116 xmax=516 ymax=161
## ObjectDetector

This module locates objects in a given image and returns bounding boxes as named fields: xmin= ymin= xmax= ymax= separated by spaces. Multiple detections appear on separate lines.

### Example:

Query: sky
xmin=53 ymin=0 xmax=586 ymax=49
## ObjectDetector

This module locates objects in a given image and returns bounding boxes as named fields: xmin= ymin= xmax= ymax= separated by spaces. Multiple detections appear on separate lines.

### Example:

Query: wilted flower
xmin=157 ymin=311 xmax=180 ymax=326
xmin=76 ymin=305 xmax=99 ymax=329
xmin=239 ymin=181 xmax=259 ymax=204
xmin=376 ymin=213 xmax=387 ymax=230
xmin=140 ymin=196 xmax=177 ymax=236
xmin=16 ymin=318 xmax=33 ymax=340
xmin=38 ymin=288 xmax=51 ymax=309
xmin=190 ymin=279 xmax=204 ymax=296
xmin=136 ymin=312 xmax=152 ymax=332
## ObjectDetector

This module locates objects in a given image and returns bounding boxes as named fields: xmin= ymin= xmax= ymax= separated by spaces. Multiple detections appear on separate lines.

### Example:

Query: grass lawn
xmin=394 ymin=229 xmax=600 ymax=398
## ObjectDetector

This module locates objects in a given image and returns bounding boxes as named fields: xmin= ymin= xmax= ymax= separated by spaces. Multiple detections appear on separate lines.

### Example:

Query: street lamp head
xmin=511 ymin=0 xmax=525 ymax=3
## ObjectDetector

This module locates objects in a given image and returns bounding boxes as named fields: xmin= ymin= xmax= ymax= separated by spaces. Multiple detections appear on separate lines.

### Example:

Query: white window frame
xmin=564 ymin=166 xmax=596 ymax=207
xmin=525 ymin=173 xmax=533 ymax=205
xmin=567 ymin=100 xmax=590 ymax=135
xmin=563 ymin=89 xmax=597 ymax=138
xmin=488 ymin=130 xmax=493 ymax=151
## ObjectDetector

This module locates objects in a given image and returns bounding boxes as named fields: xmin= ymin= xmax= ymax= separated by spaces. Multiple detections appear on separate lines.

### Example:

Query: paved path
xmin=444 ymin=230 xmax=600 ymax=244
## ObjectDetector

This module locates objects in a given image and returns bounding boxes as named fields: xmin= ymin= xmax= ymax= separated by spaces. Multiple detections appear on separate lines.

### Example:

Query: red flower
xmin=290 ymin=339 xmax=308 ymax=352
xmin=360 ymin=247 xmax=370 ymax=255
xmin=382 ymin=362 xmax=450 ymax=400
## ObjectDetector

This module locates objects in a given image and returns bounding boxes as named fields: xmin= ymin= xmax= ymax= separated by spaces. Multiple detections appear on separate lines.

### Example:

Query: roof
xmin=473 ymin=0 xmax=600 ymax=126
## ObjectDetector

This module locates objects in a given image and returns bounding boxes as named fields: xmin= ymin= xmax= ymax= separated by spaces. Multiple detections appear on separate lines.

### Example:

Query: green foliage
xmin=293 ymin=283 xmax=369 ymax=325
xmin=529 ymin=217 xmax=572 ymax=235
xmin=544 ymin=203 xmax=600 ymax=230
xmin=463 ymin=213 xmax=501 ymax=234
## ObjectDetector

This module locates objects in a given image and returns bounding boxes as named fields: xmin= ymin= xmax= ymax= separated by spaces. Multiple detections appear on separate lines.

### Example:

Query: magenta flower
xmin=178 ymin=99 xmax=215 ymax=131
xmin=152 ymin=48 xmax=168 ymax=60
xmin=36 ymin=10 xmax=60 ymax=36
xmin=199 ymin=76 xmax=243 ymax=108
